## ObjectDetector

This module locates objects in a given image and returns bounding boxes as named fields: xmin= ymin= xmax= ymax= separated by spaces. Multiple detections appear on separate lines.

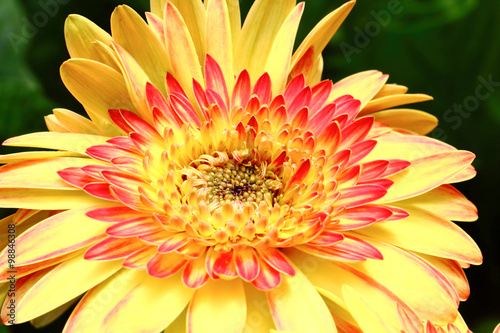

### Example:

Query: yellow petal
xmin=372 ymin=109 xmax=438 ymax=135
xmin=0 ymin=187 xmax=105 ymax=210
xmin=3 ymin=132 xmax=111 ymax=154
xmin=291 ymin=1 xmax=355 ymax=71
xmin=101 ymin=271 xmax=194 ymax=333
xmin=373 ymin=84 xmax=408 ymax=99
xmin=0 ymin=157 xmax=92 ymax=190
xmin=342 ymin=285 xmax=393 ymax=332
xmin=366 ymin=133 xmax=456 ymax=162
xmin=234 ymin=0 xmax=296 ymax=83
xmin=309 ymin=54 xmax=324 ymax=85
xmin=265 ymin=3 xmax=304 ymax=96
xmin=206 ymin=0 xmax=234 ymax=89
xmin=266 ymin=264 xmax=336 ymax=333
xmin=358 ymin=205 xmax=482 ymax=264
xmin=150 ymin=0 xmax=168 ymax=18
xmin=328 ymin=70 xmax=388 ymax=109
xmin=170 ymin=0 xmax=206 ymax=64
xmin=360 ymin=93 xmax=433 ymax=116
xmin=60 ymin=59 xmax=134 ymax=136
xmin=397 ymin=184 xmax=478 ymax=222
xmin=380 ymin=151 xmax=475 ymax=203
xmin=52 ymin=109 xmax=102 ymax=135
xmin=242 ymin=283 xmax=276 ymax=332
xmin=30 ymin=297 xmax=78 ymax=328
xmin=64 ymin=268 xmax=146 ymax=332
xmin=164 ymin=306 xmax=187 ymax=333
xmin=4 ymin=255 xmax=122 ymax=324
xmin=164 ymin=2 xmax=205 ymax=98
xmin=225 ymin=0 xmax=241 ymax=48
xmin=0 ymin=205 xmax=111 ymax=266
xmin=0 ymin=151 xmax=78 ymax=164
xmin=188 ymin=279 xmax=246 ymax=333
xmin=111 ymin=5 xmax=171 ymax=94
xmin=64 ymin=15 xmax=118 ymax=70
xmin=111 ymin=42 xmax=153 ymax=123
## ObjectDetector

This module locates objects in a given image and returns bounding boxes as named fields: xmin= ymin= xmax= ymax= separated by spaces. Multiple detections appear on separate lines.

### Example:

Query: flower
xmin=0 ymin=0 xmax=482 ymax=332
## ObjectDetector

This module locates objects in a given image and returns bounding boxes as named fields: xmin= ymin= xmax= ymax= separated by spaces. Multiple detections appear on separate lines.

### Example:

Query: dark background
xmin=0 ymin=0 xmax=498 ymax=331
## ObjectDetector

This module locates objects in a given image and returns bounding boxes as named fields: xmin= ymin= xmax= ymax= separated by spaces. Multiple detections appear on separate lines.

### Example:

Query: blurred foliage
xmin=0 ymin=0 xmax=499 ymax=332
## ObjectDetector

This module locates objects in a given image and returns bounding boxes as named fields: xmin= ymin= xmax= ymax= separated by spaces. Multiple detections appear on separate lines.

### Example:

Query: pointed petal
xmin=358 ymin=205 xmax=482 ymax=264
xmin=84 ymin=237 xmax=145 ymax=261
xmin=372 ymin=109 xmax=438 ymax=135
xmin=0 ymin=188 xmax=106 ymax=210
xmin=266 ymin=264 xmax=336 ymax=333
xmin=101 ymin=271 xmax=194 ymax=333
xmin=265 ymin=3 xmax=304 ymax=95
xmin=234 ymin=0 xmax=296 ymax=83
xmin=60 ymin=59 xmax=135 ymax=135
xmin=361 ymin=94 xmax=434 ymax=116
xmin=0 ymin=158 xmax=92 ymax=190
xmin=397 ymin=184 xmax=477 ymax=222
xmin=188 ymin=279 xmax=246 ymax=333
xmin=165 ymin=2 xmax=204 ymax=95
xmin=234 ymin=247 xmax=260 ymax=282
xmin=291 ymin=1 xmax=355 ymax=71
xmin=206 ymin=0 xmax=234 ymax=89
xmin=3 ymin=132 xmax=110 ymax=154
xmin=0 ymin=205 xmax=111 ymax=267
xmin=2 ymin=255 xmax=121 ymax=324
xmin=328 ymin=71 xmax=388 ymax=109
xmin=380 ymin=151 xmax=475 ymax=203
xmin=64 ymin=15 xmax=116 ymax=69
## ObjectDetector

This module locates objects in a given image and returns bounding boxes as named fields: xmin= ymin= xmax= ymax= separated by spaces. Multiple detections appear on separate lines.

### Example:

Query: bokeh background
xmin=0 ymin=0 xmax=498 ymax=331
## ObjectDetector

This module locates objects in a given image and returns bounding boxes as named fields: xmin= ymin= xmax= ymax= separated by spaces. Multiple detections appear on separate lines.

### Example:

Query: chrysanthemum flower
xmin=0 ymin=0 xmax=482 ymax=332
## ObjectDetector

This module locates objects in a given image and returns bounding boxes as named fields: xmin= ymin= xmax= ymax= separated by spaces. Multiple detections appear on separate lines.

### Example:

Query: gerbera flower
xmin=0 ymin=0 xmax=483 ymax=332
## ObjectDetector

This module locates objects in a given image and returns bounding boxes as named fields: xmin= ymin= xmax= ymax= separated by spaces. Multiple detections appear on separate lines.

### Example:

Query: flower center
xmin=191 ymin=152 xmax=283 ymax=205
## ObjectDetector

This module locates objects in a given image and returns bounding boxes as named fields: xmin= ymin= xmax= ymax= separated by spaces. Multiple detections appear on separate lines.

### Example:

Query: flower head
xmin=0 ymin=0 xmax=482 ymax=332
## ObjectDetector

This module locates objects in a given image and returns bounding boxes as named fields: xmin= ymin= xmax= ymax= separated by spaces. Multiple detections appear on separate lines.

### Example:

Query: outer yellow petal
xmin=64 ymin=15 xmax=118 ymax=71
xmin=0 ymin=158 xmax=93 ymax=190
xmin=380 ymin=151 xmax=475 ymax=203
xmin=234 ymin=0 xmax=296 ymax=83
xmin=111 ymin=42 xmax=153 ymax=123
xmin=266 ymin=264 xmax=336 ymax=333
xmin=63 ymin=269 xmax=146 ymax=332
xmin=111 ymin=5 xmax=171 ymax=94
xmin=30 ymin=298 xmax=78 ymax=328
xmin=60 ymin=59 xmax=134 ymax=136
xmin=150 ymin=0 xmax=168 ymax=18
xmin=328 ymin=70 xmax=388 ymax=109
xmin=0 ymin=188 xmax=105 ymax=210
xmin=366 ymin=133 xmax=456 ymax=162
xmin=188 ymin=279 xmax=246 ymax=333
xmin=309 ymin=54 xmax=324 ymax=85
xmin=342 ymin=285 xmax=393 ymax=332
xmin=2 ymin=255 xmax=122 ymax=324
xmin=164 ymin=306 xmax=187 ymax=333
xmin=360 ymin=93 xmax=433 ymax=116
xmin=0 ymin=205 xmax=112 ymax=267
xmin=291 ymin=1 xmax=355 ymax=70
xmin=494 ymin=323 xmax=500 ymax=333
xmin=288 ymin=237 xmax=460 ymax=325
xmin=372 ymin=109 xmax=438 ymax=135
xmin=3 ymin=132 xmax=111 ymax=154
xmin=373 ymin=83 xmax=408 ymax=98
xmin=170 ymin=0 xmax=206 ymax=64
xmin=397 ymin=184 xmax=478 ymax=222
xmin=51 ymin=109 xmax=102 ymax=135
xmin=242 ymin=283 xmax=276 ymax=332
xmin=206 ymin=0 xmax=234 ymax=89
xmin=265 ymin=3 xmax=304 ymax=96
xmin=0 ymin=151 xmax=78 ymax=164
xmin=102 ymin=271 xmax=194 ymax=333
xmin=358 ymin=206 xmax=482 ymax=264
xmin=164 ymin=2 xmax=205 ymax=97
xmin=225 ymin=0 xmax=241 ymax=48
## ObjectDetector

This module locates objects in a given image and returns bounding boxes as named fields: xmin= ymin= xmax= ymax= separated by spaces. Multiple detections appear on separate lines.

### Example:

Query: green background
xmin=0 ymin=0 xmax=499 ymax=331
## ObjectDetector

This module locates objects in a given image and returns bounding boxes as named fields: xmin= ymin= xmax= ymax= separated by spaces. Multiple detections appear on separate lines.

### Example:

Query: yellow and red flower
xmin=0 ymin=0 xmax=483 ymax=332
